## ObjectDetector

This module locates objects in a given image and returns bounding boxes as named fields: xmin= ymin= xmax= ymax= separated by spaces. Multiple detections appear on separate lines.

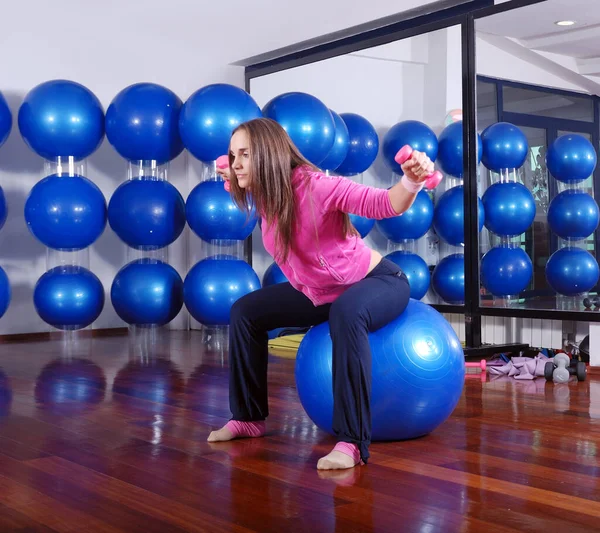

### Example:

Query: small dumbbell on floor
xmin=544 ymin=352 xmax=587 ymax=383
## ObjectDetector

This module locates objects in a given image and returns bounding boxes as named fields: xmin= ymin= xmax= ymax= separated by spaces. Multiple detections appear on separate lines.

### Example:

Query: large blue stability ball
xmin=263 ymin=262 xmax=288 ymax=286
xmin=548 ymin=190 xmax=599 ymax=240
xmin=25 ymin=174 xmax=107 ymax=250
xmin=184 ymin=257 xmax=260 ymax=326
xmin=186 ymin=180 xmax=257 ymax=242
xmin=432 ymin=254 xmax=464 ymax=304
xmin=385 ymin=251 xmax=430 ymax=300
xmin=376 ymin=190 xmax=433 ymax=242
xmin=349 ymin=214 xmax=375 ymax=238
xmin=262 ymin=92 xmax=334 ymax=166
xmin=106 ymin=82 xmax=184 ymax=164
xmin=179 ymin=84 xmax=262 ymax=163
xmin=546 ymin=247 xmax=599 ymax=296
xmin=111 ymin=259 xmax=184 ymax=327
xmin=319 ymin=109 xmax=349 ymax=171
xmin=335 ymin=113 xmax=379 ymax=176
xmin=34 ymin=266 xmax=104 ymax=330
xmin=0 ymin=187 xmax=7 ymax=231
xmin=481 ymin=246 xmax=532 ymax=297
xmin=437 ymin=121 xmax=482 ymax=178
xmin=18 ymin=80 xmax=104 ymax=160
xmin=481 ymin=122 xmax=528 ymax=172
xmin=482 ymin=182 xmax=536 ymax=237
xmin=295 ymin=299 xmax=464 ymax=441
xmin=382 ymin=120 xmax=438 ymax=175
xmin=0 ymin=266 xmax=10 ymax=319
xmin=433 ymin=185 xmax=484 ymax=246
xmin=108 ymin=178 xmax=186 ymax=250
xmin=0 ymin=91 xmax=12 ymax=149
xmin=546 ymin=134 xmax=597 ymax=184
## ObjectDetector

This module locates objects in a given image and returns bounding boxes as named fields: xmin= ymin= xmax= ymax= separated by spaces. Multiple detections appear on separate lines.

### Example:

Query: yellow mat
xmin=268 ymin=334 xmax=305 ymax=359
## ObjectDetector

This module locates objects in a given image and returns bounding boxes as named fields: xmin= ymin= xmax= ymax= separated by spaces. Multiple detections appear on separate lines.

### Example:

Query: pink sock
xmin=225 ymin=420 xmax=265 ymax=439
xmin=333 ymin=441 xmax=363 ymax=465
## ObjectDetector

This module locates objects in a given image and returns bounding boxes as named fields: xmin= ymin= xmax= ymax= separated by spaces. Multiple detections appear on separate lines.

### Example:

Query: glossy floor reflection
xmin=0 ymin=330 xmax=598 ymax=532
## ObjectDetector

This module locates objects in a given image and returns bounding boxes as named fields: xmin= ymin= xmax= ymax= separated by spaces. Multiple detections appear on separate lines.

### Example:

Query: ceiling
xmin=477 ymin=0 xmax=600 ymax=76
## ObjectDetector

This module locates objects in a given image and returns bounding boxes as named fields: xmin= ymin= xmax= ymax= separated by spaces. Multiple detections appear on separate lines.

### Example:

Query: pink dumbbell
xmin=394 ymin=145 xmax=443 ymax=190
xmin=216 ymin=155 xmax=231 ymax=192
xmin=465 ymin=359 xmax=487 ymax=372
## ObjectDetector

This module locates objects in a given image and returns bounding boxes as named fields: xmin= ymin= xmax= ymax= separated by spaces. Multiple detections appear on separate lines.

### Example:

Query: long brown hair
xmin=228 ymin=117 xmax=355 ymax=262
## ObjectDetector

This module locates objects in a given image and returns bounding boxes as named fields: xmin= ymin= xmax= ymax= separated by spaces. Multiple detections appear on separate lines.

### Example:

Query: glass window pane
xmin=476 ymin=80 xmax=498 ymax=130
xmin=503 ymin=86 xmax=593 ymax=122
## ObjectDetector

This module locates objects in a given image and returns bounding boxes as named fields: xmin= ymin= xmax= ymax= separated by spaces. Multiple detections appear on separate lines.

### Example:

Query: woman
xmin=208 ymin=117 xmax=434 ymax=470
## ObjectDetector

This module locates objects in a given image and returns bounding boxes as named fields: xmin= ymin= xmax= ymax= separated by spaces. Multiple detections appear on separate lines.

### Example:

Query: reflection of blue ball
xmin=349 ymin=214 xmax=375 ymax=238
xmin=111 ymin=259 xmax=184 ymax=326
xmin=186 ymin=180 xmax=257 ymax=242
xmin=481 ymin=246 xmax=532 ymax=296
xmin=25 ymin=174 xmax=107 ymax=250
xmin=0 ymin=266 xmax=10 ymax=319
xmin=432 ymin=254 xmax=464 ymax=304
xmin=263 ymin=92 xmax=334 ymax=165
xmin=319 ymin=110 xmax=349 ymax=171
xmin=263 ymin=262 xmax=287 ymax=286
xmin=0 ymin=369 xmax=12 ymax=417
xmin=34 ymin=266 xmax=104 ymax=330
xmin=0 ymin=91 xmax=12 ymax=149
xmin=482 ymin=182 xmax=535 ymax=237
xmin=546 ymin=134 xmax=597 ymax=183
xmin=386 ymin=251 xmax=430 ymax=300
xmin=106 ymin=82 xmax=184 ymax=164
xmin=376 ymin=190 xmax=433 ymax=242
xmin=295 ymin=299 xmax=464 ymax=441
xmin=546 ymin=247 xmax=599 ymax=296
xmin=18 ymin=80 xmax=104 ymax=160
xmin=108 ymin=178 xmax=186 ymax=250
xmin=179 ymin=84 xmax=262 ymax=163
xmin=0 ymin=187 xmax=7 ymax=231
xmin=548 ymin=190 xmax=599 ymax=240
xmin=437 ymin=121 xmax=482 ymax=177
xmin=481 ymin=122 xmax=528 ymax=171
xmin=184 ymin=258 xmax=260 ymax=326
xmin=382 ymin=120 xmax=438 ymax=175
xmin=433 ymin=186 xmax=484 ymax=246
xmin=335 ymin=113 xmax=379 ymax=176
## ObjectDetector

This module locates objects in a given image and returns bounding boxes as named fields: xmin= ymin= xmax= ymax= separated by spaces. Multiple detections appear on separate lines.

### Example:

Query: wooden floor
xmin=0 ymin=330 xmax=598 ymax=532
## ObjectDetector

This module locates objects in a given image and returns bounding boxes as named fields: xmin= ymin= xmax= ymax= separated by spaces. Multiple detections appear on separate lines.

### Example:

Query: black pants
xmin=228 ymin=258 xmax=411 ymax=463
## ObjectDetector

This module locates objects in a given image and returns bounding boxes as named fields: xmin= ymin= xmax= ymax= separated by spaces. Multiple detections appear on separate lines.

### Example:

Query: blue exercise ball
xmin=108 ymin=178 xmax=186 ymax=250
xmin=106 ymin=82 xmax=184 ymax=164
xmin=25 ymin=174 xmax=107 ymax=250
xmin=0 ymin=266 xmax=10 ymax=319
xmin=111 ymin=259 xmax=184 ymax=326
xmin=18 ymin=80 xmax=104 ymax=160
xmin=382 ymin=120 xmax=438 ymax=175
xmin=295 ymin=299 xmax=464 ymax=441
xmin=179 ymin=84 xmax=262 ymax=163
xmin=184 ymin=257 xmax=260 ymax=326
xmin=548 ymin=190 xmax=599 ymax=240
xmin=0 ymin=91 xmax=12 ymax=149
xmin=433 ymin=186 xmax=484 ymax=246
xmin=376 ymin=190 xmax=433 ymax=242
xmin=0 ymin=186 xmax=7 ymax=231
xmin=432 ymin=254 xmax=464 ymax=304
xmin=186 ymin=180 xmax=257 ymax=242
xmin=335 ymin=113 xmax=379 ymax=176
xmin=349 ymin=214 xmax=375 ymax=238
xmin=482 ymin=182 xmax=535 ymax=237
xmin=481 ymin=246 xmax=532 ymax=297
xmin=546 ymin=247 xmax=599 ymax=296
xmin=319 ymin=109 xmax=350 ymax=171
xmin=437 ymin=121 xmax=482 ymax=177
xmin=385 ymin=251 xmax=430 ymax=300
xmin=546 ymin=134 xmax=597 ymax=184
xmin=262 ymin=92 xmax=334 ymax=166
xmin=263 ymin=262 xmax=288 ymax=287
xmin=481 ymin=122 xmax=528 ymax=172
xmin=34 ymin=266 xmax=104 ymax=330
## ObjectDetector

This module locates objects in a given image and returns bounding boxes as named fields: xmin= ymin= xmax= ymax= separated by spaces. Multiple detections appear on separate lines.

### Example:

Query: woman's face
xmin=230 ymin=129 xmax=252 ymax=189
